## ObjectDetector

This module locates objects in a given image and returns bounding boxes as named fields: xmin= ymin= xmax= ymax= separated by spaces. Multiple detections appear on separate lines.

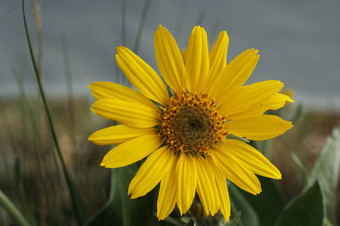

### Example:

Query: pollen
xmin=160 ymin=91 xmax=228 ymax=155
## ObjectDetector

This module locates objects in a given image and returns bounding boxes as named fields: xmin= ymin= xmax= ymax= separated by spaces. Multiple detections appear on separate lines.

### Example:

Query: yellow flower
xmin=88 ymin=25 xmax=293 ymax=222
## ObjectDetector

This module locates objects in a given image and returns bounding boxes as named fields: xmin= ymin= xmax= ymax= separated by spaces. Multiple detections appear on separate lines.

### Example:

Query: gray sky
xmin=1 ymin=0 xmax=340 ymax=111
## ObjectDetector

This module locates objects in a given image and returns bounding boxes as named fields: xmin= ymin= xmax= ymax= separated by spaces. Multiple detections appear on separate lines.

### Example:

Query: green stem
xmin=0 ymin=190 xmax=30 ymax=226
xmin=22 ymin=0 xmax=85 ymax=224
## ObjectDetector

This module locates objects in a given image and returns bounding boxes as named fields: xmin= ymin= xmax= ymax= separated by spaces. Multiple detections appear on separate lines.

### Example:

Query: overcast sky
xmin=1 ymin=0 xmax=340 ymax=111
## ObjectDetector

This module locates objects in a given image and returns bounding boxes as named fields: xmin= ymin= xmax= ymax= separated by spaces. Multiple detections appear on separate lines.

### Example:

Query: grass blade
xmin=21 ymin=0 xmax=85 ymax=224
xmin=0 ymin=190 xmax=30 ymax=226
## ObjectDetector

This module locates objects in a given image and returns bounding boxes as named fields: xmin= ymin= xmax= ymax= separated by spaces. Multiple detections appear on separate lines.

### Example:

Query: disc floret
xmin=160 ymin=91 xmax=228 ymax=155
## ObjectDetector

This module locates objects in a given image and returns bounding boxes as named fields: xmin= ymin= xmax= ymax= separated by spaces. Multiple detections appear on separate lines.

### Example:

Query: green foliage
xmin=229 ymin=127 xmax=340 ymax=226
xmin=0 ymin=190 xmax=30 ymax=226
xmin=275 ymin=181 xmax=324 ymax=226
xmin=239 ymin=177 xmax=285 ymax=226
xmin=229 ymin=183 xmax=259 ymax=226
xmin=309 ymin=127 xmax=340 ymax=222
xmin=86 ymin=164 xmax=159 ymax=226
xmin=224 ymin=211 xmax=241 ymax=226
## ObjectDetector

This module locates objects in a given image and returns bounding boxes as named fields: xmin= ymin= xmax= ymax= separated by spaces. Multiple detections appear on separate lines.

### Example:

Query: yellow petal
xmin=157 ymin=154 xmax=179 ymax=220
xmin=196 ymin=155 xmax=219 ymax=215
xmin=91 ymin=99 xmax=159 ymax=128
xmin=116 ymin=46 xmax=169 ymax=106
xmin=226 ymin=115 xmax=293 ymax=140
xmin=176 ymin=153 xmax=198 ymax=215
xmin=100 ymin=134 xmax=162 ymax=168
xmin=207 ymin=49 xmax=259 ymax=100
xmin=210 ymin=159 xmax=230 ymax=223
xmin=185 ymin=26 xmax=209 ymax=93
xmin=224 ymin=139 xmax=281 ymax=179
xmin=154 ymin=25 xmax=186 ymax=93
xmin=207 ymin=31 xmax=229 ymax=87
xmin=88 ymin=124 xmax=158 ymax=145
xmin=88 ymin=81 xmax=156 ymax=109
xmin=230 ymin=93 xmax=294 ymax=120
xmin=211 ymin=146 xmax=261 ymax=195
xmin=263 ymin=93 xmax=294 ymax=110
xmin=219 ymin=80 xmax=284 ymax=116
xmin=128 ymin=146 xmax=174 ymax=199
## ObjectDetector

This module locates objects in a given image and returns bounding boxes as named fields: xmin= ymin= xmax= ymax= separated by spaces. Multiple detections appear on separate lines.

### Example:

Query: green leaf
xmin=240 ymin=177 xmax=285 ymax=226
xmin=275 ymin=181 xmax=324 ymax=226
xmin=87 ymin=163 xmax=157 ymax=226
xmin=223 ymin=211 xmax=241 ymax=226
xmin=309 ymin=127 xmax=340 ymax=222
xmin=229 ymin=183 xmax=259 ymax=226
xmin=290 ymin=152 xmax=309 ymax=185
xmin=118 ymin=164 xmax=139 ymax=226
xmin=85 ymin=169 xmax=123 ymax=226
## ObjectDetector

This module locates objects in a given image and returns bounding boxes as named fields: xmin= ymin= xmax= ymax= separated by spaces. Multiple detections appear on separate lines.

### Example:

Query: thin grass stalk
xmin=61 ymin=36 xmax=78 ymax=157
xmin=14 ymin=158 xmax=37 ymax=226
xmin=120 ymin=0 xmax=127 ymax=86
xmin=21 ymin=88 xmax=60 ymax=220
xmin=0 ymin=190 xmax=30 ymax=226
xmin=32 ymin=0 xmax=47 ymax=162
xmin=31 ymin=2 xmax=59 ymax=220
xmin=121 ymin=0 xmax=126 ymax=46
xmin=195 ymin=11 xmax=205 ymax=26
xmin=14 ymin=47 xmax=61 ymax=226
xmin=12 ymin=71 xmax=38 ymax=226
xmin=114 ymin=41 xmax=121 ymax=85
xmin=32 ymin=0 xmax=43 ymax=79
xmin=22 ymin=1 xmax=86 ymax=225
xmin=133 ymin=0 xmax=151 ymax=54
xmin=12 ymin=69 xmax=46 ymax=190
xmin=173 ymin=0 xmax=188 ymax=40
xmin=208 ymin=19 xmax=220 ymax=45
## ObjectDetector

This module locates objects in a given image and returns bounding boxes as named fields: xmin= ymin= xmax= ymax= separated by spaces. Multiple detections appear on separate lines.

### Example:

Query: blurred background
xmin=1 ymin=0 xmax=340 ymax=225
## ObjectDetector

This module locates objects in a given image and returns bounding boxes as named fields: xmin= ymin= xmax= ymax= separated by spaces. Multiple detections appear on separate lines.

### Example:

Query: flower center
xmin=160 ymin=92 xmax=228 ymax=155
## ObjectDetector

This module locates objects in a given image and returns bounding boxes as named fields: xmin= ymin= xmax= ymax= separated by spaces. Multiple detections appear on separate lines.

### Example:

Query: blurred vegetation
xmin=1 ymin=0 xmax=340 ymax=225
xmin=1 ymin=93 xmax=340 ymax=226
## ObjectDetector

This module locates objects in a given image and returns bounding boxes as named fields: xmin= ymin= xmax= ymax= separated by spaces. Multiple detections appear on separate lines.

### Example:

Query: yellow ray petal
xmin=157 ymin=154 xmax=179 ymax=220
xmin=230 ymin=93 xmax=294 ymax=120
xmin=100 ymin=134 xmax=162 ymax=168
xmin=224 ymin=139 xmax=281 ymax=179
xmin=196 ymin=155 xmax=219 ymax=215
xmin=88 ymin=124 xmax=158 ymax=145
xmin=91 ymin=99 xmax=159 ymax=128
xmin=211 ymin=146 xmax=261 ymax=195
xmin=154 ymin=25 xmax=186 ymax=93
xmin=116 ymin=46 xmax=169 ymax=106
xmin=88 ymin=81 xmax=156 ymax=109
xmin=210 ymin=159 xmax=230 ymax=223
xmin=219 ymin=80 xmax=284 ymax=116
xmin=185 ymin=26 xmax=209 ymax=93
xmin=128 ymin=146 xmax=174 ymax=199
xmin=207 ymin=31 xmax=229 ymax=87
xmin=226 ymin=115 xmax=293 ymax=140
xmin=207 ymin=49 xmax=259 ymax=99
xmin=262 ymin=93 xmax=294 ymax=110
xmin=176 ymin=153 xmax=198 ymax=215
